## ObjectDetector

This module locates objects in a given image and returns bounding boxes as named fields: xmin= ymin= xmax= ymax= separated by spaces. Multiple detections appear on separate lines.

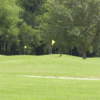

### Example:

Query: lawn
xmin=0 ymin=55 xmax=100 ymax=100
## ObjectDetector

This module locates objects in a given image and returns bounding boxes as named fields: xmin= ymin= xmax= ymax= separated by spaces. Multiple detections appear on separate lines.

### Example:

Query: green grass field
xmin=0 ymin=55 xmax=100 ymax=100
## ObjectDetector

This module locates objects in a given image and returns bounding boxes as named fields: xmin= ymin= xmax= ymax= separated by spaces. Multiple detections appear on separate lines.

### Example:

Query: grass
xmin=0 ymin=54 xmax=100 ymax=100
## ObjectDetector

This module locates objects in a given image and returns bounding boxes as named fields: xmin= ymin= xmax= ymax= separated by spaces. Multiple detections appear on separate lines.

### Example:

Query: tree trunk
xmin=78 ymin=47 xmax=87 ymax=59
xmin=82 ymin=51 xmax=87 ymax=59
xmin=48 ymin=45 xmax=52 ymax=54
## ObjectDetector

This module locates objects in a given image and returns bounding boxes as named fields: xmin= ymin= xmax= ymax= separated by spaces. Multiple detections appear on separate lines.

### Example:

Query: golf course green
xmin=0 ymin=55 xmax=100 ymax=100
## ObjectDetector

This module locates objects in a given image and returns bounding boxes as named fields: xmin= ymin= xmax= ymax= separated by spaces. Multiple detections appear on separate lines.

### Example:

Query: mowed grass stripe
xmin=23 ymin=75 xmax=100 ymax=80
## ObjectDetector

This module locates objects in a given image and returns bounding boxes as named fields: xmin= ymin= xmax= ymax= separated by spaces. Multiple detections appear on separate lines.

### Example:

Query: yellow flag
xmin=24 ymin=45 xmax=27 ymax=49
xmin=51 ymin=40 xmax=56 ymax=46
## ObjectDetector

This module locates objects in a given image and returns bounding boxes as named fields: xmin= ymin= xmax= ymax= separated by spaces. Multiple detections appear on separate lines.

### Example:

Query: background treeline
xmin=0 ymin=0 xmax=100 ymax=58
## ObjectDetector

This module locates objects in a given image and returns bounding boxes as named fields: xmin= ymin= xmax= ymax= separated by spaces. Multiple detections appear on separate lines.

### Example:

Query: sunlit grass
xmin=0 ymin=55 xmax=100 ymax=100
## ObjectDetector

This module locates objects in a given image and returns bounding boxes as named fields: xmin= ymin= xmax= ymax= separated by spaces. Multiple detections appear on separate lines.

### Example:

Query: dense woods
xmin=0 ymin=0 xmax=100 ymax=58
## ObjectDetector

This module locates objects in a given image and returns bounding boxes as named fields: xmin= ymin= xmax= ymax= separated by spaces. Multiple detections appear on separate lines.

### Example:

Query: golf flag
xmin=51 ymin=40 xmax=56 ymax=46
xmin=24 ymin=45 xmax=27 ymax=49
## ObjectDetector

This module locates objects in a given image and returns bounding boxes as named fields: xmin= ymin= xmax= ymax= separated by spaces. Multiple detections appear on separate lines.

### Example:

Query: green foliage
xmin=0 ymin=0 xmax=100 ymax=57
xmin=0 ymin=0 xmax=21 ymax=35
xmin=39 ymin=0 xmax=100 ymax=57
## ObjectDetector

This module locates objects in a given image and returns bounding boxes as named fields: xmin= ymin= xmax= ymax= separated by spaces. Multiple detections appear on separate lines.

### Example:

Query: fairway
xmin=0 ymin=55 xmax=100 ymax=100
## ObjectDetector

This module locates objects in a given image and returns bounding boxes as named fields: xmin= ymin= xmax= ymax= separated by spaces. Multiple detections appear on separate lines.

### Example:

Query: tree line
xmin=0 ymin=0 xmax=100 ymax=58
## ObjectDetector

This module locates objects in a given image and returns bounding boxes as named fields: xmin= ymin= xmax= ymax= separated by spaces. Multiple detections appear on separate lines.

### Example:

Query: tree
xmin=69 ymin=0 xmax=100 ymax=58
xmin=39 ymin=0 xmax=100 ymax=58
xmin=93 ymin=19 xmax=100 ymax=56
xmin=19 ymin=0 xmax=46 ymax=27
xmin=18 ymin=0 xmax=46 ymax=54
xmin=0 ymin=0 xmax=22 ymax=54
xmin=18 ymin=23 xmax=41 ymax=54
